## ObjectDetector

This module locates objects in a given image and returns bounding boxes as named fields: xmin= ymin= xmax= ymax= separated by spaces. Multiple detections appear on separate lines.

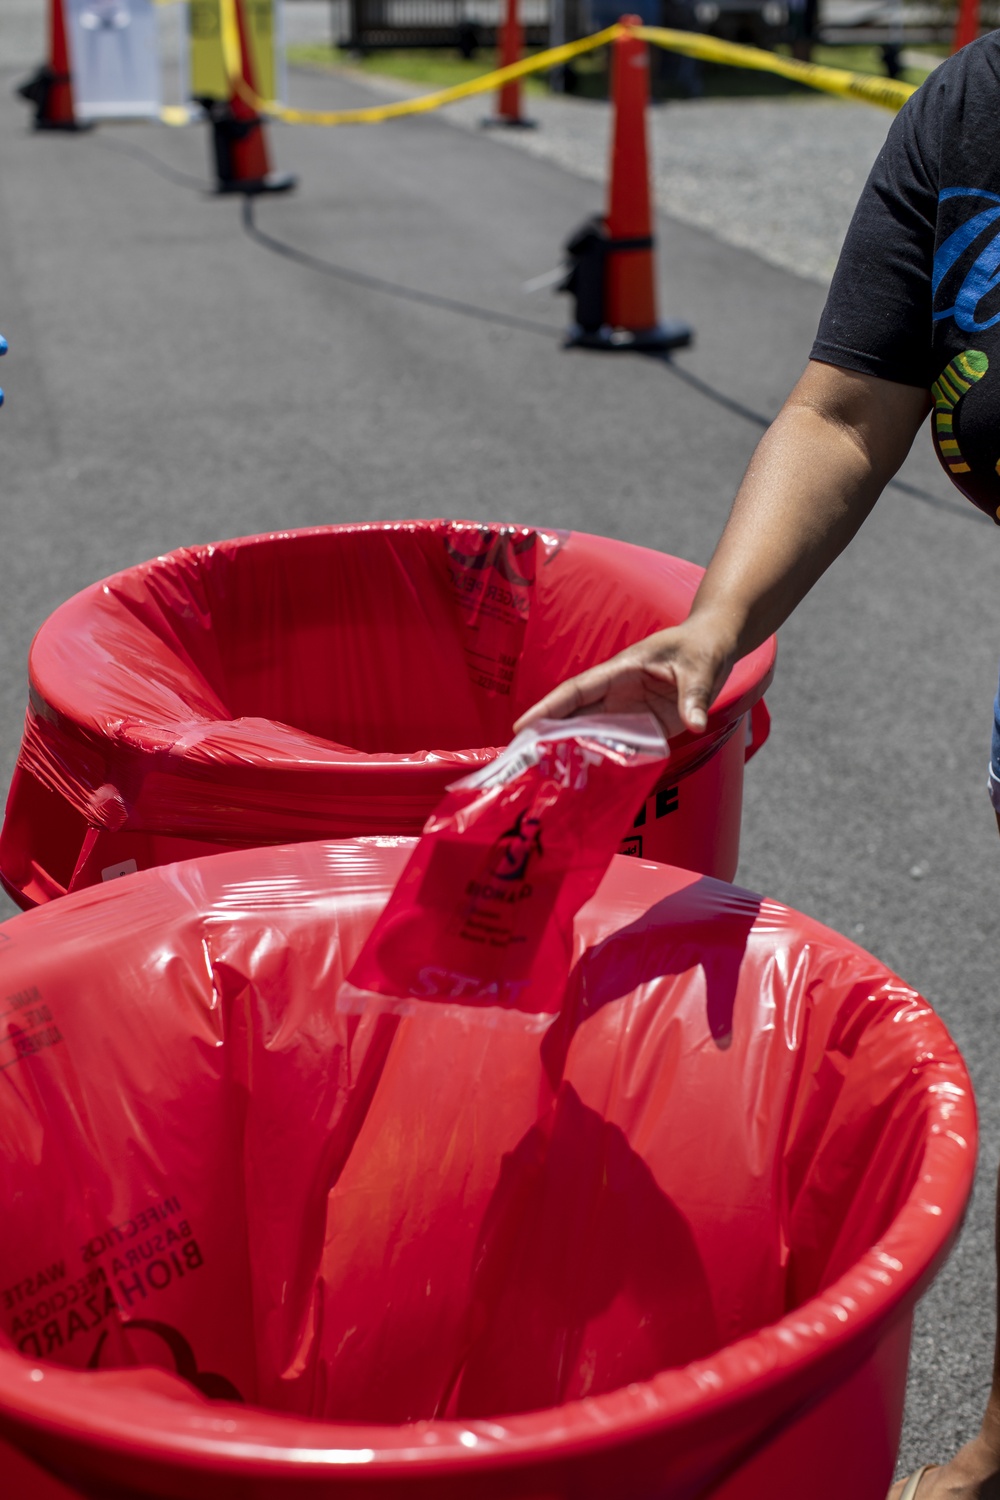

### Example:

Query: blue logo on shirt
xmin=935 ymin=187 xmax=1000 ymax=332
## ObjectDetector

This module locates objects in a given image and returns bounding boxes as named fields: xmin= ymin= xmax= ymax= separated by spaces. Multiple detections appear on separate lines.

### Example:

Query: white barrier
xmin=66 ymin=0 xmax=164 ymax=120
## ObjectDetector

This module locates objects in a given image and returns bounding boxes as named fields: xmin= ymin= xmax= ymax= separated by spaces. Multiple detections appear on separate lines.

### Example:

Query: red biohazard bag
xmin=338 ymin=714 xmax=669 ymax=1022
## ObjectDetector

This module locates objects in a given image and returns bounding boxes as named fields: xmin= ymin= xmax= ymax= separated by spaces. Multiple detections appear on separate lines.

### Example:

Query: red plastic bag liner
xmin=340 ymin=712 xmax=669 ymax=1021
xmin=0 ymin=522 xmax=775 ymax=906
xmin=0 ymin=838 xmax=975 ymax=1500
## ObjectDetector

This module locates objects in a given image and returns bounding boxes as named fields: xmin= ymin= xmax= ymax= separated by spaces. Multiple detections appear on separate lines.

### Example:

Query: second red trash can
xmin=0 ymin=839 xmax=977 ymax=1499
xmin=0 ymin=520 xmax=775 ymax=907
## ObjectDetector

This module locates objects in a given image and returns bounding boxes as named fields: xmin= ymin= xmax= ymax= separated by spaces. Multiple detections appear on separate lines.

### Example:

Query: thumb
xmin=653 ymin=657 xmax=716 ymax=734
xmin=680 ymin=688 xmax=709 ymax=733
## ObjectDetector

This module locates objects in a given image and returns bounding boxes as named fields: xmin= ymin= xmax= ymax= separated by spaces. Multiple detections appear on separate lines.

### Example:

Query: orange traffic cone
xmin=482 ymin=0 xmax=536 ymax=128
xmin=952 ymin=0 xmax=980 ymax=50
xmin=16 ymin=0 xmax=84 ymax=132
xmin=209 ymin=0 xmax=296 ymax=195
xmin=562 ymin=19 xmax=691 ymax=352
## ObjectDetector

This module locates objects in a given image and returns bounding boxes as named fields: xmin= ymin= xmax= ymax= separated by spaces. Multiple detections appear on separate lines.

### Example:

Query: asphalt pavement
xmin=0 ymin=16 xmax=997 ymax=1491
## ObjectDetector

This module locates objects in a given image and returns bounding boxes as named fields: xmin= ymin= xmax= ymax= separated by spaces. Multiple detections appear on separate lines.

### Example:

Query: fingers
xmin=641 ymin=638 xmax=730 ymax=734
xmin=512 ymin=662 xmax=619 ymax=732
xmin=648 ymin=663 xmax=708 ymax=733
xmin=514 ymin=627 xmax=732 ymax=741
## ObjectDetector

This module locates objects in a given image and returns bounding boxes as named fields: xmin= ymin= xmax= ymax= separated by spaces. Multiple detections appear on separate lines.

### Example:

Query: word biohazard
xmin=81 ymin=1196 xmax=186 ymax=1263
xmin=4 ymin=1197 xmax=207 ymax=1358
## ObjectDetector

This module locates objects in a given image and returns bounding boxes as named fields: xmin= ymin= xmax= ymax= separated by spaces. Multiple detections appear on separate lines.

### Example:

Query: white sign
xmin=66 ymin=0 xmax=163 ymax=120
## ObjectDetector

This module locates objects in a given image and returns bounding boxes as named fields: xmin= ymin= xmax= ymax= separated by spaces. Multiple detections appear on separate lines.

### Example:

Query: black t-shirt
xmin=812 ymin=33 xmax=1000 ymax=522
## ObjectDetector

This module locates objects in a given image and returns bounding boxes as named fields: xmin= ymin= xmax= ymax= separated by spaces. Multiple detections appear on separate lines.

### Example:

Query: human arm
xmin=515 ymin=359 xmax=930 ymax=737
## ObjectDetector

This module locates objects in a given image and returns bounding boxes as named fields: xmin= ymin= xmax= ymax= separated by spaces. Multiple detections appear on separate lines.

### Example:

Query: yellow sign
xmin=188 ymin=0 xmax=277 ymax=103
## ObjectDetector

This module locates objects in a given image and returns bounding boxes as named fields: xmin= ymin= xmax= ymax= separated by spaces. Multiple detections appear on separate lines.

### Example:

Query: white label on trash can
xmin=101 ymin=859 xmax=138 ymax=882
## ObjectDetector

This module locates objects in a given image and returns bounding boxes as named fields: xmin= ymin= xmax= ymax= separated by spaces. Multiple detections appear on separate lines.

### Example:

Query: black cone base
xmin=565 ymin=320 xmax=694 ymax=353
xmin=215 ymin=170 xmax=298 ymax=196
xmin=480 ymin=115 xmax=538 ymax=129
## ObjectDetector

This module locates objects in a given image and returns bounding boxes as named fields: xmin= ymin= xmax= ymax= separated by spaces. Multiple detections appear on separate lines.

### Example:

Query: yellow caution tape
xmin=213 ymin=4 xmax=627 ymax=125
xmin=160 ymin=4 xmax=917 ymax=127
xmin=219 ymin=0 xmax=246 ymax=91
xmin=637 ymin=25 xmax=917 ymax=111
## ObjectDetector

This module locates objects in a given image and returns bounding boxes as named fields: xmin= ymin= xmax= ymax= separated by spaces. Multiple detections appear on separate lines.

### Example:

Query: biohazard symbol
xmin=491 ymin=810 xmax=543 ymax=882
xmin=88 ymin=1318 xmax=244 ymax=1402
xmin=444 ymin=526 xmax=536 ymax=588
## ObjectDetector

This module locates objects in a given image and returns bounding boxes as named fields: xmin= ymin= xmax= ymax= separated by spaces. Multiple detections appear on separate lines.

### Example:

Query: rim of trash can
xmin=25 ymin=523 xmax=776 ymax=793
xmin=0 ymin=995 xmax=974 ymax=1483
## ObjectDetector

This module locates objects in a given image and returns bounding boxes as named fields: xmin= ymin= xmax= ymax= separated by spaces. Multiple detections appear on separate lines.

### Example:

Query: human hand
xmin=513 ymin=618 xmax=738 ymax=740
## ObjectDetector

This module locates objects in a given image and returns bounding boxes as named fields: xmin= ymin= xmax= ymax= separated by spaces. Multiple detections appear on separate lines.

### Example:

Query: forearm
xmin=516 ymin=362 xmax=930 ymax=736
xmin=689 ymin=363 xmax=931 ymax=661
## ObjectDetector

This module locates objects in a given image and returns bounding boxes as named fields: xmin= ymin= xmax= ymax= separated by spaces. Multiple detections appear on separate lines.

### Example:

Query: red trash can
xmin=0 ymin=839 xmax=976 ymax=1500
xmin=0 ymin=521 xmax=775 ymax=907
